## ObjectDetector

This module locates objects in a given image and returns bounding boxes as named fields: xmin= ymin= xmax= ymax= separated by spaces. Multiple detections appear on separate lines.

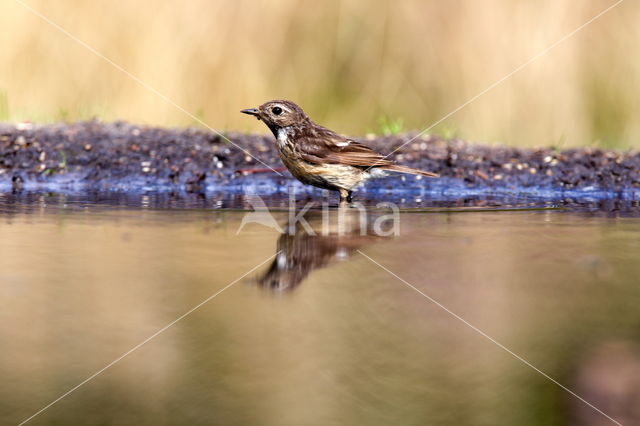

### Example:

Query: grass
xmin=191 ymin=108 xmax=207 ymax=128
xmin=434 ymin=125 xmax=459 ymax=141
xmin=1 ymin=1 xmax=639 ymax=148
xmin=58 ymin=151 xmax=67 ymax=170
xmin=377 ymin=116 xmax=404 ymax=136
xmin=0 ymin=90 xmax=8 ymax=121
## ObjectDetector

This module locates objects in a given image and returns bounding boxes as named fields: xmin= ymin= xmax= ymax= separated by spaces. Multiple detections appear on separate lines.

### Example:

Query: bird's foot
xmin=338 ymin=189 xmax=354 ymax=204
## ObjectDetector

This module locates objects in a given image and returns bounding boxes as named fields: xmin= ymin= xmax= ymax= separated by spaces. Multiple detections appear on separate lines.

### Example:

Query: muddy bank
xmin=1 ymin=121 xmax=639 ymax=196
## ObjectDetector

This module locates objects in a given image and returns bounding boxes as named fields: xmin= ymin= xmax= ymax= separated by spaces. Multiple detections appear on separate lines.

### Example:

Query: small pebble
xmin=15 ymin=122 xmax=33 ymax=131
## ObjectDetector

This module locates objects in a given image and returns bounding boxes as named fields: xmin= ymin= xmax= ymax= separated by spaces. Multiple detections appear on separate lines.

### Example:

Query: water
xmin=1 ymin=192 xmax=639 ymax=426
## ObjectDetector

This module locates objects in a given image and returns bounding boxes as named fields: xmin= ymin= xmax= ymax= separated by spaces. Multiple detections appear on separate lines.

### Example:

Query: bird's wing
xmin=296 ymin=129 xmax=393 ymax=168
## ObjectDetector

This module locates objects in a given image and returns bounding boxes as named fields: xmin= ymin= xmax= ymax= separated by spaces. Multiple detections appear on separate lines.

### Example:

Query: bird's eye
xmin=272 ymin=106 xmax=283 ymax=115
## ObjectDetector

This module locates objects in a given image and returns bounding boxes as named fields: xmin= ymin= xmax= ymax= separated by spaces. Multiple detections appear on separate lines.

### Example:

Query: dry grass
xmin=1 ymin=0 xmax=639 ymax=148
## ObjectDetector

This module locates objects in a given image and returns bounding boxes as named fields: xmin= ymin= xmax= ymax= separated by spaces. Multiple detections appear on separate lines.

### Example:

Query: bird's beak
xmin=240 ymin=108 xmax=260 ymax=117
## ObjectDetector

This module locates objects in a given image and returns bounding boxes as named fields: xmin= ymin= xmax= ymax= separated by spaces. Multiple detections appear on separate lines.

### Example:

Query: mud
xmin=1 ymin=121 xmax=639 ymax=197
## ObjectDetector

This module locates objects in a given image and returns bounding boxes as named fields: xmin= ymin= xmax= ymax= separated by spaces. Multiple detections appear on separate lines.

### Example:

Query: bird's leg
xmin=339 ymin=188 xmax=349 ymax=203
xmin=338 ymin=189 xmax=354 ymax=204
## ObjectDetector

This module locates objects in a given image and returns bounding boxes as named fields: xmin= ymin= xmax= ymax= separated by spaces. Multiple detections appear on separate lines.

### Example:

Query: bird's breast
xmin=273 ymin=128 xmax=366 ymax=190
xmin=276 ymin=128 xmax=294 ymax=151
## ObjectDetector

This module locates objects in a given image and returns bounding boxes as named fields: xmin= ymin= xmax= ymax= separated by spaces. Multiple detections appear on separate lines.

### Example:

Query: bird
xmin=256 ymin=208 xmax=380 ymax=291
xmin=241 ymin=100 xmax=438 ymax=202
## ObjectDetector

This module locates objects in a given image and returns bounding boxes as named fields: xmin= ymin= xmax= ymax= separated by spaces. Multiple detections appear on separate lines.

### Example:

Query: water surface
xmin=1 ymin=193 xmax=639 ymax=425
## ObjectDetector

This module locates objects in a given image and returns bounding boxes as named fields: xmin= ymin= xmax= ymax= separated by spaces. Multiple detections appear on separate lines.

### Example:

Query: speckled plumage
xmin=241 ymin=100 xmax=437 ymax=202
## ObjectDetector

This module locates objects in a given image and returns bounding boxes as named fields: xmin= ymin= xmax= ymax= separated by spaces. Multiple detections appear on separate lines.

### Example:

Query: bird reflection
xmin=257 ymin=205 xmax=393 ymax=291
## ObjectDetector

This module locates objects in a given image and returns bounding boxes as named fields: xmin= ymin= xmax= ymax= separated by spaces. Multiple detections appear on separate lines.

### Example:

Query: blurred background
xmin=1 ymin=0 xmax=639 ymax=148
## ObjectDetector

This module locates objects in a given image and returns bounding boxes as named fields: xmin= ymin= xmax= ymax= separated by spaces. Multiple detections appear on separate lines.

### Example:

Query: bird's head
xmin=241 ymin=100 xmax=308 ymax=134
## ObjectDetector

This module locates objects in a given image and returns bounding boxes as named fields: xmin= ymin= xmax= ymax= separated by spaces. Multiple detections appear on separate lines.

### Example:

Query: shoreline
xmin=1 ymin=121 xmax=639 ymax=200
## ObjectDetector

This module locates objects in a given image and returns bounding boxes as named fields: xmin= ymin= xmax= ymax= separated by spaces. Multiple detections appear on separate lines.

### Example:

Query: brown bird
xmin=241 ymin=100 xmax=438 ymax=202
xmin=257 ymin=208 xmax=383 ymax=291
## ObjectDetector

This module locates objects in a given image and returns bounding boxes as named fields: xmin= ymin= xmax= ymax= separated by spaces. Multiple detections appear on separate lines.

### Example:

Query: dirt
xmin=1 ymin=120 xmax=639 ymax=192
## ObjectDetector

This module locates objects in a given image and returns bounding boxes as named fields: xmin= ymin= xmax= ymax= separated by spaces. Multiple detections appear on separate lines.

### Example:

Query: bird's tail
xmin=379 ymin=164 xmax=439 ymax=178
